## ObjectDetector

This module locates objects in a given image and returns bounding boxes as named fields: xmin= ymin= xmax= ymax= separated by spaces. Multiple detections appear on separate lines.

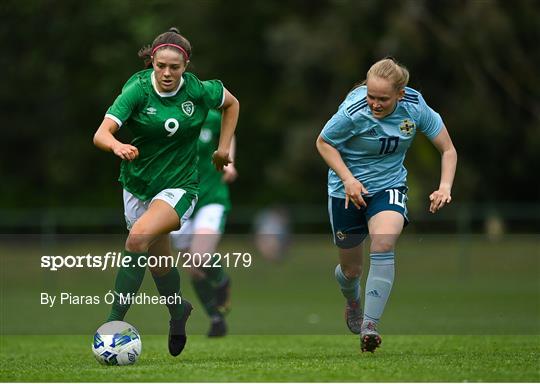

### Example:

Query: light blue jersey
xmin=321 ymin=86 xmax=443 ymax=198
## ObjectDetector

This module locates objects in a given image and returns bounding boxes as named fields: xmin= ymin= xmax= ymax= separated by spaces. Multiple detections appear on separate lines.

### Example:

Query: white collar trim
xmin=151 ymin=71 xmax=183 ymax=97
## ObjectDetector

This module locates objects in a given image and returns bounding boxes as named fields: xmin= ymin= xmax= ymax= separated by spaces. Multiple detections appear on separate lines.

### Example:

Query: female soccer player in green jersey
xmin=317 ymin=58 xmax=457 ymax=353
xmin=171 ymin=109 xmax=238 ymax=338
xmin=93 ymin=27 xmax=239 ymax=357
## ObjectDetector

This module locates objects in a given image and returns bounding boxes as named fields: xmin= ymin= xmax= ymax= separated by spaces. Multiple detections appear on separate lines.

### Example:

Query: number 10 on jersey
xmin=379 ymin=136 xmax=399 ymax=154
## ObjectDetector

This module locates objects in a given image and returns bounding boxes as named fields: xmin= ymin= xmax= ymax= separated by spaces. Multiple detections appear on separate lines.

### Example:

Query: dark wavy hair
xmin=138 ymin=27 xmax=192 ymax=69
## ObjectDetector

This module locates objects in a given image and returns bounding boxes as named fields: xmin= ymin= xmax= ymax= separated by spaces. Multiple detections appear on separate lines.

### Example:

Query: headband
xmin=151 ymin=43 xmax=190 ymax=62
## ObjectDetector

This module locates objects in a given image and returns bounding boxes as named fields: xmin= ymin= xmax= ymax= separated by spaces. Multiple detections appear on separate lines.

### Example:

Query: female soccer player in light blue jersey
xmin=316 ymin=58 xmax=457 ymax=353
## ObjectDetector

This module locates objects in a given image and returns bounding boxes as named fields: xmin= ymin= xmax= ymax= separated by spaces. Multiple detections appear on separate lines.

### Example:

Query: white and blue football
xmin=92 ymin=321 xmax=142 ymax=366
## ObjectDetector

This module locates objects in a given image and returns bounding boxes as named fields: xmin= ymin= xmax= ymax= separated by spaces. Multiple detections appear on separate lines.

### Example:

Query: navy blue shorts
xmin=328 ymin=187 xmax=409 ymax=249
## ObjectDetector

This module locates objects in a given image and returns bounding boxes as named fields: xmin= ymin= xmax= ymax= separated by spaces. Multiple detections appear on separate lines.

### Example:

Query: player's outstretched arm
xmin=429 ymin=124 xmax=457 ymax=213
xmin=93 ymin=117 xmax=139 ymax=161
xmin=213 ymin=88 xmax=239 ymax=171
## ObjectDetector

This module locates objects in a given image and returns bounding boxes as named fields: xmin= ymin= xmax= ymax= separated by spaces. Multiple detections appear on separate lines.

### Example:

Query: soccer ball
xmin=92 ymin=321 xmax=142 ymax=365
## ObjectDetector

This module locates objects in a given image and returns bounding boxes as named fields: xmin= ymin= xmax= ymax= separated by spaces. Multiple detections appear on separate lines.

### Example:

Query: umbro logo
xmin=367 ymin=289 xmax=380 ymax=297
xmin=146 ymin=107 xmax=157 ymax=115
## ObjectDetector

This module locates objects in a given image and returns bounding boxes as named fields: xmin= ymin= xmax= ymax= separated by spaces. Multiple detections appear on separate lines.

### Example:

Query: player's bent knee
xmin=370 ymin=241 xmax=395 ymax=254
xmin=125 ymin=233 xmax=152 ymax=253
xmin=125 ymin=220 xmax=159 ymax=252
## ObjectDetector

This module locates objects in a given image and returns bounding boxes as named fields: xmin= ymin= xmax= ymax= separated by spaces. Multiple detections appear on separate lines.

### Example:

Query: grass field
xmin=1 ymin=335 xmax=539 ymax=382
xmin=1 ymin=234 xmax=539 ymax=381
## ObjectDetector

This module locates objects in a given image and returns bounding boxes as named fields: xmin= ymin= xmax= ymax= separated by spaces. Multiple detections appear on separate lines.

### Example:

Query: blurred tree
xmin=2 ymin=0 xmax=538 ymax=217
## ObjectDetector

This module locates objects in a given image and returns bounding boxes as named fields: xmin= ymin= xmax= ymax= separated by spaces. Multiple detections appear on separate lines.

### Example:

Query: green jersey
xmin=195 ymin=109 xmax=231 ymax=213
xmin=105 ymin=69 xmax=224 ymax=201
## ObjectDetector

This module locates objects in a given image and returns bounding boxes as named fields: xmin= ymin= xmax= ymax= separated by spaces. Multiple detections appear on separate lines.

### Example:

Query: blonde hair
xmin=363 ymin=58 xmax=410 ymax=90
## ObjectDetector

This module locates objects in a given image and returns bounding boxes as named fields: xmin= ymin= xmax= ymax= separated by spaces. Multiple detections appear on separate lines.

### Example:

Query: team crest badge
xmin=181 ymin=101 xmax=194 ymax=116
xmin=399 ymin=119 xmax=415 ymax=136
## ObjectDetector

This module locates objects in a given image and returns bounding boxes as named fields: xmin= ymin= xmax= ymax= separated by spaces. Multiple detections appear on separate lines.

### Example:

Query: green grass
xmin=1 ymin=335 xmax=539 ymax=382
xmin=1 ymin=234 xmax=539 ymax=381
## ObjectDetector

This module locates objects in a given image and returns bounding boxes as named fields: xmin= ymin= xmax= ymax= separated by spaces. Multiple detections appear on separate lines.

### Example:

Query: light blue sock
xmin=334 ymin=264 xmax=361 ymax=302
xmin=363 ymin=252 xmax=395 ymax=324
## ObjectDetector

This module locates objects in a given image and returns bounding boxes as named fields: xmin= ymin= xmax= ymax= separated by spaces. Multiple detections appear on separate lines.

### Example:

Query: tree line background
xmin=2 ymin=0 xmax=539 ymax=231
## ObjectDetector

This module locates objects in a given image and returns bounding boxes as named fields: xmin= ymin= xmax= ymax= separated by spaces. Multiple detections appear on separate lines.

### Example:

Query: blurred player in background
xmin=253 ymin=206 xmax=291 ymax=262
xmin=93 ymin=27 xmax=239 ymax=357
xmin=171 ymin=109 xmax=238 ymax=337
xmin=316 ymin=57 xmax=457 ymax=352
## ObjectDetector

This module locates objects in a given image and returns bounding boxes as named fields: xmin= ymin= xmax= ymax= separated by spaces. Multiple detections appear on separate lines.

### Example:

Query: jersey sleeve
xmin=320 ymin=109 xmax=356 ymax=148
xmin=417 ymin=94 xmax=443 ymax=139
xmin=105 ymin=80 xmax=145 ymax=128
xmin=201 ymin=79 xmax=225 ymax=109
xmin=185 ymin=72 xmax=225 ymax=109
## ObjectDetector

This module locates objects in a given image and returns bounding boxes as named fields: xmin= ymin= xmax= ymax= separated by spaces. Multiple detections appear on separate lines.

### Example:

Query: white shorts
xmin=123 ymin=188 xmax=197 ymax=230
xmin=170 ymin=203 xmax=226 ymax=250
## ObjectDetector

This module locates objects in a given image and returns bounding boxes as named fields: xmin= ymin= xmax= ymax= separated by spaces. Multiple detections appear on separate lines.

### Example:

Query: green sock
xmin=205 ymin=255 xmax=228 ymax=288
xmin=107 ymin=250 xmax=147 ymax=321
xmin=152 ymin=267 xmax=185 ymax=320
xmin=191 ymin=277 xmax=219 ymax=317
